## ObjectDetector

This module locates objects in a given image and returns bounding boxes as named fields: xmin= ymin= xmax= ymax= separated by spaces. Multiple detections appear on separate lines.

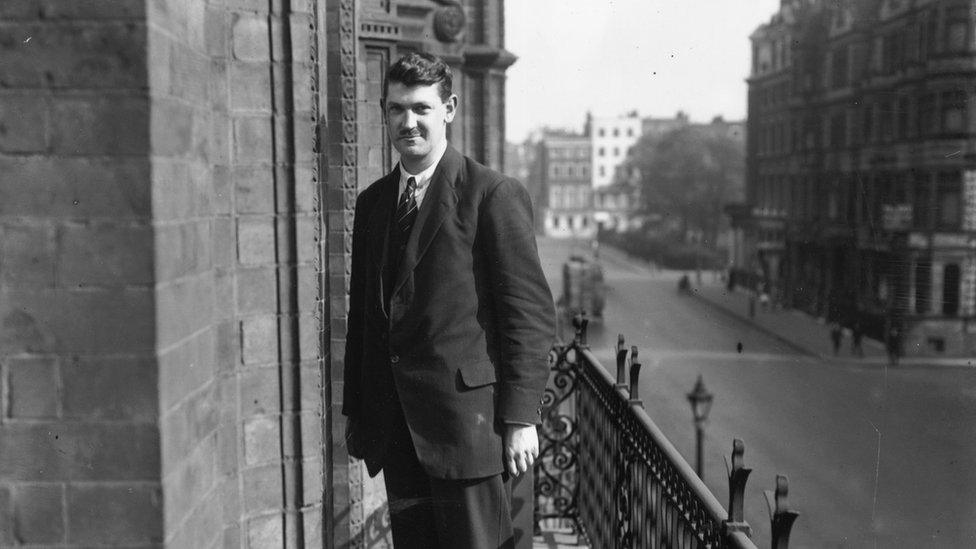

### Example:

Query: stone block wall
xmin=148 ymin=0 xmax=325 ymax=546
xmin=0 ymin=1 xmax=162 ymax=546
xmin=0 ymin=0 xmax=326 ymax=547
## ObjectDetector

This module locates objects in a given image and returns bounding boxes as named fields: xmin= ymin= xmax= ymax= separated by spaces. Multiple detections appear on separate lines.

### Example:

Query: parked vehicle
xmin=560 ymin=254 xmax=605 ymax=319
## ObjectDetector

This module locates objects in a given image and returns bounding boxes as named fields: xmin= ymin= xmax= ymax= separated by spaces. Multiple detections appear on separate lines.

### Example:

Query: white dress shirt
xmin=397 ymin=142 xmax=448 ymax=208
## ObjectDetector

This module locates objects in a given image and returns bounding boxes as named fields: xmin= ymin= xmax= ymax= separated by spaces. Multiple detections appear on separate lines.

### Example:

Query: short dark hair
xmin=383 ymin=52 xmax=453 ymax=102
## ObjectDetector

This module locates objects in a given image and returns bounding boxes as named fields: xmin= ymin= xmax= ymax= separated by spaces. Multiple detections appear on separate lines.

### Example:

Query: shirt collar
xmin=398 ymin=142 xmax=448 ymax=191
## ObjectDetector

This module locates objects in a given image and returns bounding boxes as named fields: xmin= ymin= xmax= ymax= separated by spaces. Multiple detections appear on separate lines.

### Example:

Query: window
xmin=882 ymin=29 xmax=905 ymax=73
xmin=827 ymin=182 xmax=839 ymax=219
xmin=913 ymin=172 xmax=932 ymax=229
xmin=945 ymin=8 xmax=969 ymax=53
xmin=613 ymin=128 xmax=620 ymax=137
xmin=880 ymin=101 xmax=894 ymax=142
xmin=915 ymin=261 xmax=931 ymax=314
xmin=926 ymin=10 xmax=940 ymax=55
xmin=550 ymin=187 xmax=561 ymax=208
xmin=553 ymin=216 xmax=561 ymax=229
xmin=831 ymin=46 xmax=849 ymax=88
xmin=599 ymin=166 xmax=605 ymax=177
xmin=598 ymin=128 xmax=605 ymax=137
xmin=907 ymin=21 xmax=921 ymax=63
xmin=830 ymin=113 xmax=847 ymax=148
xmin=896 ymin=97 xmax=910 ymax=139
xmin=942 ymin=90 xmax=967 ymax=133
xmin=613 ymin=147 xmax=620 ymax=156
xmin=598 ymin=147 xmax=605 ymax=157
xmin=918 ymin=94 xmax=937 ymax=135
xmin=872 ymin=35 xmax=884 ymax=73
xmin=845 ymin=176 xmax=857 ymax=223
xmin=804 ymin=118 xmax=819 ymax=150
xmin=944 ymin=263 xmax=961 ymax=316
xmin=862 ymin=102 xmax=875 ymax=143
xmin=627 ymin=128 xmax=634 ymax=137
xmin=936 ymin=172 xmax=961 ymax=229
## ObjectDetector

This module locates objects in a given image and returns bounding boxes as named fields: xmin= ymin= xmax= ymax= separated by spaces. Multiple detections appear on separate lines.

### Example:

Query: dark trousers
xmin=382 ymin=407 xmax=533 ymax=549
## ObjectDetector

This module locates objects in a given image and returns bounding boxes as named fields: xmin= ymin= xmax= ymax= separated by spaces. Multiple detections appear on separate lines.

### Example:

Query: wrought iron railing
xmin=535 ymin=315 xmax=799 ymax=548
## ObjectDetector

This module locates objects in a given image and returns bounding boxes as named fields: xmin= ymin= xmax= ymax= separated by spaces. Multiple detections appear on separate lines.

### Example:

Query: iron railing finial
xmin=765 ymin=475 xmax=799 ymax=549
xmin=628 ymin=346 xmax=642 ymax=406
xmin=724 ymin=438 xmax=753 ymax=537
xmin=573 ymin=312 xmax=589 ymax=348
xmin=615 ymin=334 xmax=628 ymax=388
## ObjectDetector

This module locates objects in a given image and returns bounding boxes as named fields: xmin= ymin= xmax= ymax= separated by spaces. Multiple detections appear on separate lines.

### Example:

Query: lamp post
xmin=686 ymin=375 xmax=713 ymax=479
xmin=694 ymin=230 xmax=703 ymax=286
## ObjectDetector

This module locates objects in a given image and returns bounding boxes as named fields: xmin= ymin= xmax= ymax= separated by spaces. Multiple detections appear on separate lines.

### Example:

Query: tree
xmin=627 ymin=125 xmax=744 ymax=247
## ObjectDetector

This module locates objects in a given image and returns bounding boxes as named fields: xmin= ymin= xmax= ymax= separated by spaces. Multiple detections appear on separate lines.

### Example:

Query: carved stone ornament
xmin=434 ymin=2 xmax=466 ymax=43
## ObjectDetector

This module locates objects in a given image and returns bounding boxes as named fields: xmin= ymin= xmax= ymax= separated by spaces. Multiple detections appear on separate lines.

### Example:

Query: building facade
xmin=743 ymin=0 xmax=976 ymax=355
xmin=536 ymin=132 xmax=596 ymax=238
xmin=0 ymin=0 xmax=512 ymax=547
xmin=589 ymin=111 xmax=643 ymax=188
xmin=593 ymin=181 xmax=642 ymax=232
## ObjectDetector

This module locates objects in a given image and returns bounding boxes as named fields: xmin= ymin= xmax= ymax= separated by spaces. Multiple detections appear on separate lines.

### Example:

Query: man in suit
xmin=342 ymin=52 xmax=555 ymax=548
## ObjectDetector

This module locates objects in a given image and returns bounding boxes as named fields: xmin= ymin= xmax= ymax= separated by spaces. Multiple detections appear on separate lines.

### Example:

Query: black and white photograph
xmin=1 ymin=1 xmax=975 ymax=548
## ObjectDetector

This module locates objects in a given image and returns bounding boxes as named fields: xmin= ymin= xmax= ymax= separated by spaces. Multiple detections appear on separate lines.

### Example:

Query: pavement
xmin=589 ymin=241 xmax=976 ymax=368
xmin=689 ymin=279 xmax=976 ymax=368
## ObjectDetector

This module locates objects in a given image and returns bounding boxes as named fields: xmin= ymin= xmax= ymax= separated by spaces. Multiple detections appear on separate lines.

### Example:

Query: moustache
xmin=398 ymin=131 xmax=422 ymax=139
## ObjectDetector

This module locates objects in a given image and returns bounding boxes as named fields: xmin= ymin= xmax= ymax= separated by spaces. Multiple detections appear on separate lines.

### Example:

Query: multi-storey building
xmin=589 ymin=111 xmax=643 ymax=188
xmin=741 ymin=0 xmax=976 ymax=355
xmin=536 ymin=131 xmax=596 ymax=238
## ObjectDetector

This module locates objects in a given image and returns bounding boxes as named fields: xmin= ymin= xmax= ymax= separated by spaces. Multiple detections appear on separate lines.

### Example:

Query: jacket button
xmin=391 ymin=355 xmax=399 ymax=364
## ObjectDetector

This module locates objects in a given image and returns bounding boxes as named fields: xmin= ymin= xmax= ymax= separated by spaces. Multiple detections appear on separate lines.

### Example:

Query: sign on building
xmin=964 ymin=170 xmax=976 ymax=231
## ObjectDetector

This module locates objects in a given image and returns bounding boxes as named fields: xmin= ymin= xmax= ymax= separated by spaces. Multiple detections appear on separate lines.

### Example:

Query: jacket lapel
xmin=392 ymin=147 xmax=461 ymax=297
xmin=367 ymin=167 xmax=399 ymax=317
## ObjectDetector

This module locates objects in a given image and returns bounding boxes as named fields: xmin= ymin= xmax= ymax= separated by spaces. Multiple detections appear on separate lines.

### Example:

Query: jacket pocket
xmin=457 ymin=359 xmax=498 ymax=389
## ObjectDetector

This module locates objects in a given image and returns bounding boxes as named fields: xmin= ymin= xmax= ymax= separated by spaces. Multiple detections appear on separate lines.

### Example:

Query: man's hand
xmin=503 ymin=423 xmax=539 ymax=476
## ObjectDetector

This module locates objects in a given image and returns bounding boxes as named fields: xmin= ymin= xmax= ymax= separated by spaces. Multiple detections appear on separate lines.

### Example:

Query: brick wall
xmin=0 ymin=0 xmax=325 ymax=547
xmin=0 ymin=1 xmax=162 ymax=546
xmin=149 ymin=0 xmax=324 ymax=547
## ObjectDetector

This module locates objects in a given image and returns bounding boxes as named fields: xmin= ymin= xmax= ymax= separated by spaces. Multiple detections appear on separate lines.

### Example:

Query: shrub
xmin=598 ymin=229 xmax=724 ymax=270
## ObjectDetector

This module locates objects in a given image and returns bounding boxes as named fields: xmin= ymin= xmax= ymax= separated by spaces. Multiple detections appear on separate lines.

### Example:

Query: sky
xmin=504 ymin=0 xmax=783 ymax=142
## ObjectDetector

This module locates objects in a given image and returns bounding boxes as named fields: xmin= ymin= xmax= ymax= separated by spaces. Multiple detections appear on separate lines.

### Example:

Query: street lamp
xmin=686 ymin=375 xmax=714 ymax=479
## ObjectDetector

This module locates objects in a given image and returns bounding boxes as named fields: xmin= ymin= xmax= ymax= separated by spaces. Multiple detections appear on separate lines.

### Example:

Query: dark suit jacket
xmin=342 ymin=146 xmax=556 ymax=479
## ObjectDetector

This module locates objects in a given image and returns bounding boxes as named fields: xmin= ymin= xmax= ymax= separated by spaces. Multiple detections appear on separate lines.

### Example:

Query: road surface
xmin=537 ymin=237 xmax=976 ymax=548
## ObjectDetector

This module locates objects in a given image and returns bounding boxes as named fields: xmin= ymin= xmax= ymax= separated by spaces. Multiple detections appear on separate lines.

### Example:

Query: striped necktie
xmin=396 ymin=176 xmax=419 ymax=238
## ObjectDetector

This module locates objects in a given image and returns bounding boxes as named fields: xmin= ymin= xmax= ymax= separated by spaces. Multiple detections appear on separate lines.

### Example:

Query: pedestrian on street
xmin=851 ymin=320 xmax=864 ymax=357
xmin=758 ymin=281 xmax=770 ymax=311
xmin=886 ymin=324 xmax=901 ymax=366
xmin=342 ymin=52 xmax=555 ymax=549
xmin=830 ymin=322 xmax=843 ymax=355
